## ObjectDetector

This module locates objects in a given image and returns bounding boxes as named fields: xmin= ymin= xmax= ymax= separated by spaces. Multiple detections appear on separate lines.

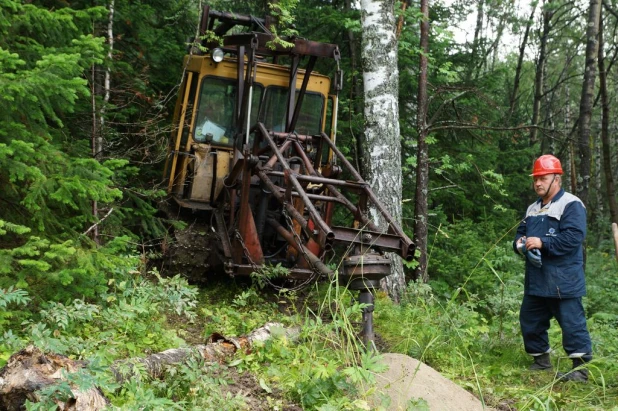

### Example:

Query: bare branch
xmin=82 ymin=208 xmax=114 ymax=236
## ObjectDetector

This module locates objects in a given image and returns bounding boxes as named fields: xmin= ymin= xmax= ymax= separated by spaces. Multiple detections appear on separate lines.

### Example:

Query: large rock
xmin=369 ymin=353 xmax=491 ymax=410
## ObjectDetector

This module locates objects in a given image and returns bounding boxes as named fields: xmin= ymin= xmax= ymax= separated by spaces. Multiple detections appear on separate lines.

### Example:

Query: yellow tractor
xmin=163 ymin=5 xmax=414 ymax=344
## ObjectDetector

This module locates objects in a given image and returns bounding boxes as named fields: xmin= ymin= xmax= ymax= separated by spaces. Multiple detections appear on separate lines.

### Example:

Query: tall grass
xmin=375 ymin=245 xmax=618 ymax=410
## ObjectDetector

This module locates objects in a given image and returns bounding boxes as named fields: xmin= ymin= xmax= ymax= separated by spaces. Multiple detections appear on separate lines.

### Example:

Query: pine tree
xmin=0 ymin=1 xmax=122 ymax=300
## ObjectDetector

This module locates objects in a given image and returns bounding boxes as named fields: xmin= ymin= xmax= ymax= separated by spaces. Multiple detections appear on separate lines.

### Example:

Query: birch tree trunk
xmin=100 ymin=0 xmax=114 ymax=157
xmin=413 ymin=0 xmax=429 ymax=282
xmin=359 ymin=0 xmax=405 ymax=301
xmin=577 ymin=0 xmax=601 ymax=205
xmin=90 ymin=0 xmax=115 ymax=244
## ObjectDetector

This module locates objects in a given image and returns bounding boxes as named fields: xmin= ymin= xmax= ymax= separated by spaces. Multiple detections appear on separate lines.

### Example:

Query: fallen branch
xmin=82 ymin=207 xmax=114 ymax=236
xmin=0 ymin=323 xmax=298 ymax=410
xmin=112 ymin=322 xmax=299 ymax=382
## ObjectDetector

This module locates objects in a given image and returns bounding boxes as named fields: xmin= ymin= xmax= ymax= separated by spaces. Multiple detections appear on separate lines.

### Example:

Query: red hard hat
xmin=531 ymin=154 xmax=563 ymax=176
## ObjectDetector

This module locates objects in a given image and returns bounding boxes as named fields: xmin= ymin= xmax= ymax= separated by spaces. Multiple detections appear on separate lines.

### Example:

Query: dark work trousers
xmin=520 ymin=294 xmax=592 ymax=358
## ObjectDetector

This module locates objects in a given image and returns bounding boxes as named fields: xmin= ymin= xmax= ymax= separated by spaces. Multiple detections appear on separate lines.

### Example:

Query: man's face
xmin=533 ymin=174 xmax=558 ymax=199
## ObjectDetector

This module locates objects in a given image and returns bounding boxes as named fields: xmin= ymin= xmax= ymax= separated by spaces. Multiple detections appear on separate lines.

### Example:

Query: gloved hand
xmin=517 ymin=238 xmax=527 ymax=255
xmin=526 ymin=248 xmax=542 ymax=268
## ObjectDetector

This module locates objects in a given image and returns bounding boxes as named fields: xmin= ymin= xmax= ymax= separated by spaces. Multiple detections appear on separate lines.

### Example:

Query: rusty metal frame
xmin=228 ymin=123 xmax=415 ymax=272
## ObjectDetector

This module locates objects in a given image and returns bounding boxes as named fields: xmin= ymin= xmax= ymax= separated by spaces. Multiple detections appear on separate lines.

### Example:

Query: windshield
xmin=194 ymin=77 xmax=263 ymax=146
xmin=194 ymin=77 xmax=325 ymax=146
xmin=261 ymin=87 xmax=325 ymax=135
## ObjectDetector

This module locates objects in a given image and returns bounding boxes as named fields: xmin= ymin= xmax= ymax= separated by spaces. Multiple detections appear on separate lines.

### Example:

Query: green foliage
xmin=267 ymin=0 xmax=299 ymax=43
xmin=251 ymin=263 xmax=290 ymax=289
xmin=427 ymin=217 xmax=522 ymax=300
xmin=0 ymin=2 xmax=112 ymax=234
xmin=0 ymin=286 xmax=30 ymax=311
xmin=0 ymin=1 xmax=136 ymax=308
xmin=584 ymin=242 xmax=618 ymax=317
xmin=200 ymin=286 xmax=278 ymax=337
xmin=0 ymin=232 xmax=140 ymax=305
xmin=148 ymin=357 xmax=249 ymax=410
xmin=0 ymin=286 xmax=31 ymax=363
xmin=235 ymin=280 xmax=387 ymax=410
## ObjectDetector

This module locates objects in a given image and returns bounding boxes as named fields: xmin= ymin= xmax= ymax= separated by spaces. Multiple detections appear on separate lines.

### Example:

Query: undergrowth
xmin=1 ymin=244 xmax=617 ymax=410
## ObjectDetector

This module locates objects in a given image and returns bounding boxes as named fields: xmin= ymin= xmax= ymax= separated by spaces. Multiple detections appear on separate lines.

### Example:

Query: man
xmin=195 ymin=101 xmax=229 ymax=144
xmin=513 ymin=154 xmax=592 ymax=382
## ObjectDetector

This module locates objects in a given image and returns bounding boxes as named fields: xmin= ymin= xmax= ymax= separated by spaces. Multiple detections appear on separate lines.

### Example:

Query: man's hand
xmin=525 ymin=237 xmax=543 ymax=250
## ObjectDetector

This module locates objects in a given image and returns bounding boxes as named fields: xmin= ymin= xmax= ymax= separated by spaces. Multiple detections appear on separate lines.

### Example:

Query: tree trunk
xmin=111 ymin=322 xmax=298 ymax=382
xmin=489 ymin=14 xmax=505 ymax=71
xmin=90 ymin=64 xmax=100 ymax=243
xmin=598 ymin=10 xmax=618 ymax=225
xmin=396 ymin=0 xmax=409 ymax=39
xmin=345 ymin=0 xmax=365 ymax=176
xmin=510 ymin=2 xmax=538 ymax=116
xmin=467 ymin=0 xmax=484 ymax=81
xmin=359 ymin=0 xmax=405 ymax=301
xmin=612 ymin=223 xmax=618 ymax=262
xmin=530 ymin=0 xmax=552 ymax=147
xmin=413 ymin=0 xmax=429 ymax=282
xmin=99 ymin=0 xmax=114 ymax=158
xmin=577 ymin=0 xmax=601 ymax=205
xmin=565 ymin=83 xmax=578 ymax=193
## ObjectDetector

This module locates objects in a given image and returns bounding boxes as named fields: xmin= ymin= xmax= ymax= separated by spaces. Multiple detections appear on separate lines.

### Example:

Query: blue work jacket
xmin=513 ymin=189 xmax=587 ymax=298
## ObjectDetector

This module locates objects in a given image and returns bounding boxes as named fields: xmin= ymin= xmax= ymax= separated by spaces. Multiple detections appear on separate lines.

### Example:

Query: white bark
xmin=98 ymin=0 xmax=115 ymax=158
xmin=360 ymin=0 xmax=405 ymax=301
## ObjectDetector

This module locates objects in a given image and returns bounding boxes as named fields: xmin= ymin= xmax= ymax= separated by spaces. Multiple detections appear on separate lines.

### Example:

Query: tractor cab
xmin=164 ymin=44 xmax=335 ymax=208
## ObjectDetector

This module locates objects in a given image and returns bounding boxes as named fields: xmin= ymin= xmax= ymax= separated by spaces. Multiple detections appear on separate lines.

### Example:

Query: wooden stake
xmin=612 ymin=223 xmax=618 ymax=261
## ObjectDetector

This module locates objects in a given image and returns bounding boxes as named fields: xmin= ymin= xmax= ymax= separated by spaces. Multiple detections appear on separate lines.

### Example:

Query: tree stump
xmin=0 ymin=345 xmax=109 ymax=411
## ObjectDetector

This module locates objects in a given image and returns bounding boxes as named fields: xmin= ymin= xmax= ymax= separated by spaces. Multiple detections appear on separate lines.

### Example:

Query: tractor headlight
xmin=211 ymin=48 xmax=225 ymax=63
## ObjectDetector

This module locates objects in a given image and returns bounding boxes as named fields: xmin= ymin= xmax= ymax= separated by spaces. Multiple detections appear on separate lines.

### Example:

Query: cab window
xmin=194 ymin=76 xmax=263 ymax=146
xmin=261 ymin=87 xmax=325 ymax=135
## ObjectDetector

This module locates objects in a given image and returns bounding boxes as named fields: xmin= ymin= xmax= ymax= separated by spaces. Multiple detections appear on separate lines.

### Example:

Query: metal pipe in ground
xmin=358 ymin=289 xmax=375 ymax=349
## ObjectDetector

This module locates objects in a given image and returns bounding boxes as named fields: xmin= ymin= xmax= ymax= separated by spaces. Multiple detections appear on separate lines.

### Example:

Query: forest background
xmin=1 ymin=0 xmax=618 ymax=409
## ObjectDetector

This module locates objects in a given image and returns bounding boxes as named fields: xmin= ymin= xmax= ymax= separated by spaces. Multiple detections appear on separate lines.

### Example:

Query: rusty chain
xmin=234 ymin=229 xmax=260 ymax=271
xmin=281 ymin=209 xmax=322 ymax=289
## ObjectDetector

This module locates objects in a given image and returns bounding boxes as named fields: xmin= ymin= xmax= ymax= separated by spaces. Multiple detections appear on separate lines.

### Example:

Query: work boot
xmin=529 ymin=353 xmax=552 ymax=371
xmin=556 ymin=358 xmax=589 ymax=382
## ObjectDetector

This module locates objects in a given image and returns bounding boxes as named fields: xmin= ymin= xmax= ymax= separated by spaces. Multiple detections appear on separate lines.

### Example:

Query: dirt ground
xmin=215 ymin=366 xmax=303 ymax=411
